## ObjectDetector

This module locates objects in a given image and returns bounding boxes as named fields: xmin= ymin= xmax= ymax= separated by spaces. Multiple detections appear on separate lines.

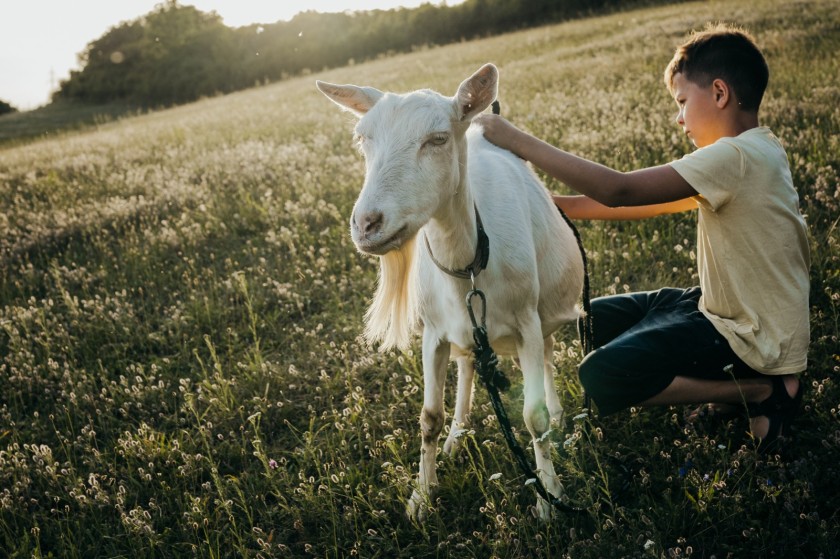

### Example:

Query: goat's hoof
xmin=534 ymin=496 xmax=556 ymax=522
xmin=406 ymin=490 xmax=431 ymax=522
xmin=443 ymin=427 xmax=470 ymax=458
xmin=533 ymin=479 xmax=564 ymax=522
xmin=442 ymin=435 xmax=461 ymax=458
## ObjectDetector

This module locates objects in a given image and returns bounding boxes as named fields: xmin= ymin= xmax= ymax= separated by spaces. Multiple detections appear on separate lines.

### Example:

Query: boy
xmin=476 ymin=24 xmax=809 ymax=453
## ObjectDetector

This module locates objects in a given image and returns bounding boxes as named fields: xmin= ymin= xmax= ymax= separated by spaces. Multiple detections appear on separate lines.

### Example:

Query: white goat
xmin=317 ymin=64 xmax=583 ymax=520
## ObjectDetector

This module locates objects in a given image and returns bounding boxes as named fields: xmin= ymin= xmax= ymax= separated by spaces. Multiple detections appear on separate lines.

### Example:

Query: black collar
xmin=423 ymin=205 xmax=490 ymax=280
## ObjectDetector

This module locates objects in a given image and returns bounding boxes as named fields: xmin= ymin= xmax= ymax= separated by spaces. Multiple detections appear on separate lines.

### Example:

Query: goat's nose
xmin=354 ymin=210 xmax=384 ymax=237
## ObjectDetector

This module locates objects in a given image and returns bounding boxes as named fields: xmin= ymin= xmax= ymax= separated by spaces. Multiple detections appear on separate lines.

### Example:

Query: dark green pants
xmin=579 ymin=287 xmax=761 ymax=416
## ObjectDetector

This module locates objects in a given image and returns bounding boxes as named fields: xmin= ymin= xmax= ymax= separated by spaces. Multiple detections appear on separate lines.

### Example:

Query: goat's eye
xmin=425 ymin=133 xmax=449 ymax=147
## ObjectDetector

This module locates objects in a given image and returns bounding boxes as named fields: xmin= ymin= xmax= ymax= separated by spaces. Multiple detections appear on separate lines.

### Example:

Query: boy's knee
xmin=578 ymin=352 xmax=606 ymax=398
xmin=578 ymin=348 xmax=632 ymax=408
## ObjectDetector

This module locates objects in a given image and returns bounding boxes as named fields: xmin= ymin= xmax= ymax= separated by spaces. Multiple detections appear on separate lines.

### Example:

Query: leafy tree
xmin=55 ymin=1 xmax=238 ymax=105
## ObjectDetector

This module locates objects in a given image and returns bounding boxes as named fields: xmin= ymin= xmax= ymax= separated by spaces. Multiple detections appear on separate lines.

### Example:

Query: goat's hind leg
xmin=543 ymin=335 xmax=565 ymax=429
xmin=443 ymin=356 xmax=474 ymax=457
xmin=518 ymin=317 xmax=564 ymax=521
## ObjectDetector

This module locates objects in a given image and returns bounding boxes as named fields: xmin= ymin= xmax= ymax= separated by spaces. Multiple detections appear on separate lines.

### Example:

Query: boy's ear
xmin=712 ymin=78 xmax=732 ymax=108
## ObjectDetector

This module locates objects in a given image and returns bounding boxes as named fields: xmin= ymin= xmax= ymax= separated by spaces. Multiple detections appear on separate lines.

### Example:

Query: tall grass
xmin=1 ymin=0 xmax=838 ymax=556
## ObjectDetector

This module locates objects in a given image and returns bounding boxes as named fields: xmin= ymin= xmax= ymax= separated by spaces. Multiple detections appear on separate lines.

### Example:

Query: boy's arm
xmin=478 ymin=115 xmax=698 ymax=206
xmin=555 ymin=195 xmax=697 ymax=220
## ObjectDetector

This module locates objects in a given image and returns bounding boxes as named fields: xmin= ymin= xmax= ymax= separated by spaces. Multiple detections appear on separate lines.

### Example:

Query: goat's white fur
xmin=317 ymin=64 xmax=583 ymax=521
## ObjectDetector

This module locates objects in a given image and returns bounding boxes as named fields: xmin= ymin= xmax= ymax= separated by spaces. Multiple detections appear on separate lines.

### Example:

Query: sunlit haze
xmin=1 ymin=1 xmax=463 ymax=110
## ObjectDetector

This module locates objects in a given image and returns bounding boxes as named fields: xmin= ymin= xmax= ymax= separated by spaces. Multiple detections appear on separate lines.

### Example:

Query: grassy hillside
xmin=1 ymin=0 xmax=838 ymax=557
xmin=0 ymin=100 xmax=143 ymax=147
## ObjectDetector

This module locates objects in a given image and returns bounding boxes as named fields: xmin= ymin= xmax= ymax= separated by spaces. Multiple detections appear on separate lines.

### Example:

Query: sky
xmin=0 ymin=1 xmax=462 ymax=110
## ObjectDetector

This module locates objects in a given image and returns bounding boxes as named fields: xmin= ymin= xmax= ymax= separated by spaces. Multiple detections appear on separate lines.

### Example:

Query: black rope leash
xmin=555 ymin=205 xmax=594 ymax=411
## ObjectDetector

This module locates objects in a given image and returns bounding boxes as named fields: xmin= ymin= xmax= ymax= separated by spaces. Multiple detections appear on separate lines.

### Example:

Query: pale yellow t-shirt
xmin=670 ymin=127 xmax=810 ymax=374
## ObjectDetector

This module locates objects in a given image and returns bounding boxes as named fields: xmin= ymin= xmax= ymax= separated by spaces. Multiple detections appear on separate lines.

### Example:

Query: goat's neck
xmin=425 ymin=157 xmax=478 ymax=271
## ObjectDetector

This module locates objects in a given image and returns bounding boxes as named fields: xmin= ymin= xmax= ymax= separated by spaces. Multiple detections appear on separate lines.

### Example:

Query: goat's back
xmin=465 ymin=126 xmax=584 ymax=331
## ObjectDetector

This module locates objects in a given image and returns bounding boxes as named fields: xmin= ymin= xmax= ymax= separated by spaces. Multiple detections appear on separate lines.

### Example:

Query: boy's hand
xmin=474 ymin=114 xmax=524 ymax=156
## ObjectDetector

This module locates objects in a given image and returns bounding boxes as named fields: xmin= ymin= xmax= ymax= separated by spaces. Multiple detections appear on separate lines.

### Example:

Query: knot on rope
xmin=471 ymin=322 xmax=510 ymax=392
xmin=466 ymin=288 xmax=510 ymax=392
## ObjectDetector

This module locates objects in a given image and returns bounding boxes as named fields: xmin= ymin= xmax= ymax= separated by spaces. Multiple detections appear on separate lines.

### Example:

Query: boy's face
xmin=671 ymin=72 xmax=720 ymax=148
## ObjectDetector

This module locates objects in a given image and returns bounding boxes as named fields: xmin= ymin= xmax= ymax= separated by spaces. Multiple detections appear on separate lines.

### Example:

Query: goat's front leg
xmin=406 ymin=331 xmax=449 ymax=521
xmin=443 ymin=356 xmax=474 ymax=457
xmin=518 ymin=316 xmax=564 ymax=521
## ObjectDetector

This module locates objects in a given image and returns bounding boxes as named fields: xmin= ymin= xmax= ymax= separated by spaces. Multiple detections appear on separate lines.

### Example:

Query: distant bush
xmin=0 ymin=99 xmax=17 ymax=116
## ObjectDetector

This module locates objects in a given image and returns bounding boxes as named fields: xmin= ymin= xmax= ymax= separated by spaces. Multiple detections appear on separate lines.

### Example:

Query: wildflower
xmin=269 ymin=459 xmax=278 ymax=470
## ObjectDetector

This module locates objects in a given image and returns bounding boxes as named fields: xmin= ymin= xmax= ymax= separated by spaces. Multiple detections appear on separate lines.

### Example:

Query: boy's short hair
xmin=664 ymin=23 xmax=769 ymax=112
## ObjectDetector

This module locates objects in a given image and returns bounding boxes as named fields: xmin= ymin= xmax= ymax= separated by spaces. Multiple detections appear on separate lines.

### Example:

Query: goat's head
xmin=317 ymin=64 xmax=498 ymax=255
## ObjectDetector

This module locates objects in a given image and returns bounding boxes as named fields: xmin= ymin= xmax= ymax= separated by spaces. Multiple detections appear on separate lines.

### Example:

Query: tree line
xmin=53 ymin=0 xmax=680 ymax=107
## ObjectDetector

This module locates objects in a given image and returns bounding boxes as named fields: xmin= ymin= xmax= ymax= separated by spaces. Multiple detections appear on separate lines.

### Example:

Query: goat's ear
xmin=316 ymin=81 xmax=383 ymax=116
xmin=455 ymin=63 xmax=498 ymax=121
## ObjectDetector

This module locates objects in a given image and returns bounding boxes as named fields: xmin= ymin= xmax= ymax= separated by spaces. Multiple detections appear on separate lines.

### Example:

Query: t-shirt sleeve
xmin=669 ymin=140 xmax=746 ymax=211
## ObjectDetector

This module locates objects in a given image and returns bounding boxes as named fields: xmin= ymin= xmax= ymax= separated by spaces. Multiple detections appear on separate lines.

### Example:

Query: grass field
xmin=1 ymin=0 xmax=838 ymax=556
xmin=0 ymin=100 xmax=144 ymax=148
